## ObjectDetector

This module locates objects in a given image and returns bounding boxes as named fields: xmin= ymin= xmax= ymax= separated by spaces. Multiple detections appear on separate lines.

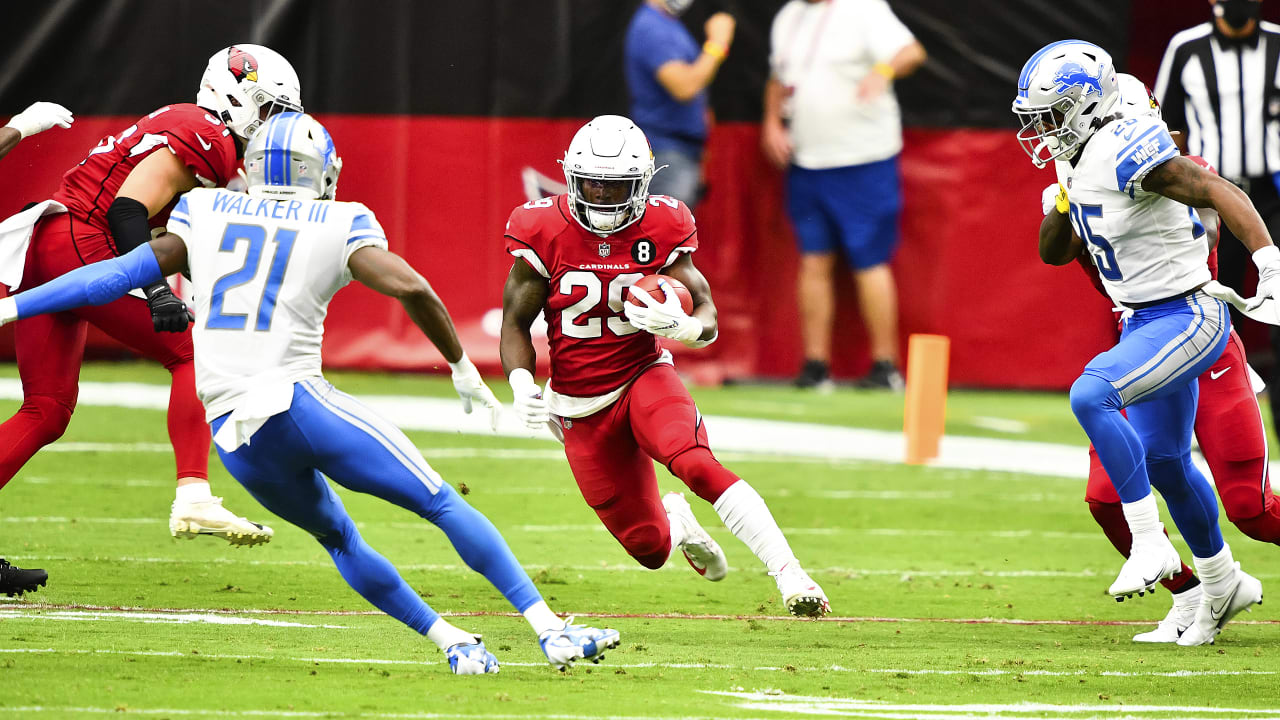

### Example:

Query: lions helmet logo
xmin=227 ymin=46 xmax=259 ymax=83
xmin=1052 ymin=62 xmax=1103 ymax=98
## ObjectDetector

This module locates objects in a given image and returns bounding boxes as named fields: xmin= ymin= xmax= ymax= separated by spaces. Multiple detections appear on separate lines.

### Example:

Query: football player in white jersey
xmin=1015 ymin=41 xmax=1273 ymax=645
xmin=0 ymin=112 xmax=620 ymax=674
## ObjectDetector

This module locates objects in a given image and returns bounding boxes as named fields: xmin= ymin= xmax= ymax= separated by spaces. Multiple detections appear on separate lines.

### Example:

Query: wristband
xmin=703 ymin=41 xmax=728 ymax=61
xmin=447 ymin=352 xmax=473 ymax=374
xmin=872 ymin=62 xmax=895 ymax=80
xmin=509 ymin=367 xmax=537 ymax=389
xmin=1055 ymin=185 xmax=1069 ymax=215
xmin=1253 ymin=245 xmax=1280 ymax=271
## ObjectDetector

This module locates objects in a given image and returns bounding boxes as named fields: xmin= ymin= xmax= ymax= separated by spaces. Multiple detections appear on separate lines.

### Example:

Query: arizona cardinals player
xmin=500 ymin=115 xmax=829 ymax=617
xmin=0 ymin=45 xmax=302 ymax=547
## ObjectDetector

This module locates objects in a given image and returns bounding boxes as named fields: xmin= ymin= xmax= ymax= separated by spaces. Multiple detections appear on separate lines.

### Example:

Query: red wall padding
xmin=0 ymin=116 xmax=1116 ymax=389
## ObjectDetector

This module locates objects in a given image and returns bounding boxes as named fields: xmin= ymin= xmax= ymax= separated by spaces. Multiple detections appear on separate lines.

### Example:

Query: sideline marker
xmin=904 ymin=334 xmax=950 ymax=464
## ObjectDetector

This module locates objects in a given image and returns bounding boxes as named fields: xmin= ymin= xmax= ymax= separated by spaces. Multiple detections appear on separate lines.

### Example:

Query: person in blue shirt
xmin=624 ymin=0 xmax=735 ymax=208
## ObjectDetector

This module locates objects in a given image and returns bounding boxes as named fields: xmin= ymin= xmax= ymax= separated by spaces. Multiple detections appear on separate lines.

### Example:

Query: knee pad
xmin=669 ymin=448 xmax=739 ymax=504
xmin=617 ymin=520 xmax=669 ymax=569
xmin=1069 ymin=373 xmax=1119 ymax=419
xmin=21 ymin=394 xmax=74 ymax=445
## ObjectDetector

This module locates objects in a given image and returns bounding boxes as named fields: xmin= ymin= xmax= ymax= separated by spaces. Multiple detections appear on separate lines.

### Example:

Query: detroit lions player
xmin=1015 ymin=41 xmax=1272 ymax=645
xmin=0 ymin=112 xmax=619 ymax=673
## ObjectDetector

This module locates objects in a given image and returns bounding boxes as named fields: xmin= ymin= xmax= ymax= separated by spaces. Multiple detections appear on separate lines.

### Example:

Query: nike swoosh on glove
xmin=623 ymin=281 xmax=703 ymax=345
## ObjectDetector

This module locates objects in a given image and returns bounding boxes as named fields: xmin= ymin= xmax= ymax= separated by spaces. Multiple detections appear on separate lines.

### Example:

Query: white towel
xmin=0 ymin=200 xmax=66 ymax=291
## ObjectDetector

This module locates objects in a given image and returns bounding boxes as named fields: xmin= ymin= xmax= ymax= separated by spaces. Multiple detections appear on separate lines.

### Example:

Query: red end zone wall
xmin=0 ymin=116 xmax=1116 ymax=390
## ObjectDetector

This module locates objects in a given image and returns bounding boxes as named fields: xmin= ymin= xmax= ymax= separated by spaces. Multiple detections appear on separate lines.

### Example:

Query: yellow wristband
xmin=1055 ymin=184 xmax=1069 ymax=214
xmin=703 ymin=41 xmax=728 ymax=61
xmin=873 ymin=62 xmax=895 ymax=80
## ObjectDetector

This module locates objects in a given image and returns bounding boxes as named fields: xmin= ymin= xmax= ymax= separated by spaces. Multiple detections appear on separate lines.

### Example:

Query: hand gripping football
xmin=626 ymin=274 xmax=693 ymax=315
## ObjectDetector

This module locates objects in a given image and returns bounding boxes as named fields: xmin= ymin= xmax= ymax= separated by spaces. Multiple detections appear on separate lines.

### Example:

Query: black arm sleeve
xmin=105 ymin=196 xmax=152 ymax=256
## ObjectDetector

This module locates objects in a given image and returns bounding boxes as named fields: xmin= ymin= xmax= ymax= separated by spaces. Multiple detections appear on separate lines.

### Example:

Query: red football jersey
xmin=505 ymin=193 xmax=698 ymax=397
xmin=52 ymin=103 xmax=238 ymax=236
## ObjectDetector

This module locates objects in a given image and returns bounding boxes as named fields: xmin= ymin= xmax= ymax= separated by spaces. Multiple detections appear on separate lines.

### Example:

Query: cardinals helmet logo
xmin=228 ymin=46 xmax=259 ymax=83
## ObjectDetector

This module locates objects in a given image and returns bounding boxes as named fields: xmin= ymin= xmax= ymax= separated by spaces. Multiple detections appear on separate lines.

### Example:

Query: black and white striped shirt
xmin=1155 ymin=21 xmax=1280 ymax=183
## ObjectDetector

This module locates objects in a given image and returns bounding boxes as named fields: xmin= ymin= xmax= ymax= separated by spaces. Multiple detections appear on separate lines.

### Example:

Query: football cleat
xmin=0 ymin=558 xmax=48 ymax=597
xmin=170 ymin=497 xmax=274 ymax=546
xmin=1133 ymin=585 xmax=1201 ymax=643
xmin=771 ymin=562 xmax=831 ymax=618
xmin=662 ymin=491 xmax=728 ymax=582
xmin=1177 ymin=564 xmax=1263 ymax=647
xmin=1108 ymin=534 xmax=1181 ymax=600
xmin=444 ymin=638 xmax=500 ymax=675
xmin=538 ymin=619 xmax=620 ymax=671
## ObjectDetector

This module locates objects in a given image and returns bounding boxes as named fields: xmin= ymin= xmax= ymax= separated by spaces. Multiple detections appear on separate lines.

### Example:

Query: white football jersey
xmin=1054 ymin=115 xmax=1209 ymax=304
xmin=166 ymin=188 xmax=388 ymax=422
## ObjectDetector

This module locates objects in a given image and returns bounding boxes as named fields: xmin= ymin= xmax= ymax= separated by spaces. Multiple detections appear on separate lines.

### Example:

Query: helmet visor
xmin=569 ymin=171 xmax=644 ymax=232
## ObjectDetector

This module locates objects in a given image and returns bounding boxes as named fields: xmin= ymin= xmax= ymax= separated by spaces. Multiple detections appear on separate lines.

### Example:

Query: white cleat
xmin=771 ymin=562 xmax=830 ymax=618
xmin=662 ymin=492 xmax=728 ymax=582
xmin=1108 ymin=535 xmax=1181 ymax=601
xmin=1177 ymin=564 xmax=1263 ymax=647
xmin=1133 ymin=585 xmax=1201 ymax=643
xmin=170 ymin=497 xmax=274 ymax=546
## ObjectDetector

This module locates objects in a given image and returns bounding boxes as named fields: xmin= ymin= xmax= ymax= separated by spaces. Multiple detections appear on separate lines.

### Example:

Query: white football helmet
xmin=196 ymin=44 xmax=303 ymax=141
xmin=561 ymin=115 xmax=655 ymax=236
xmin=1012 ymin=40 xmax=1120 ymax=168
xmin=1116 ymin=73 xmax=1161 ymax=120
xmin=243 ymin=112 xmax=341 ymax=201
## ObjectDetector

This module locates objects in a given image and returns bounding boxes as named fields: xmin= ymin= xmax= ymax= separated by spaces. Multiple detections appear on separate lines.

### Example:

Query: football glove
xmin=1248 ymin=245 xmax=1280 ymax=311
xmin=508 ymin=368 xmax=550 ymax=430
xmin=623 ymin=281 xmax=704 ymax=345
xmin=1041 ymin=183 xmax=1068 ymax=216
xmin=143 ymin=283 xmax=194 ymax=333
xmin=449 ymin=354 xmax=501 ymax=431
xmin=5 ymin=101 xmax=73 ymax=139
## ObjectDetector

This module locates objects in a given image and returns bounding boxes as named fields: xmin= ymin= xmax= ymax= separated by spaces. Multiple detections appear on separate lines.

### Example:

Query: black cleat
xmin=0 ymin=558 xmax=47 ymax=597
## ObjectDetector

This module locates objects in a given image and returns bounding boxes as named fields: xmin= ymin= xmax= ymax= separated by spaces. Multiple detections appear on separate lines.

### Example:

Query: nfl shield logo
xmin=598 ymin=242 xmax=612 ymax=258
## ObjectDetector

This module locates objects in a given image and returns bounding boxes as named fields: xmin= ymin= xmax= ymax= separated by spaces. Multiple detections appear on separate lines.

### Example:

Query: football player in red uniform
xmin=0 ymin=45 xmax=302 ymax=546
xmin=1047 ymin=74 xmax=1280 ymax=642
xmin=500 ymin=115 xmax=829 ymax=617
xmin=0 ymin=99 xmax=74 ymax=597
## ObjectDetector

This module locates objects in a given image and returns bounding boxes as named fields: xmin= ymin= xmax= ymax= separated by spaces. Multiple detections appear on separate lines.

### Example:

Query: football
xmin=627 ymin=274 xmax=693 ymax=315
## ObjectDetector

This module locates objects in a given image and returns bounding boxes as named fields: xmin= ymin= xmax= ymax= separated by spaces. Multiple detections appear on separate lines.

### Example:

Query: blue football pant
xmin=1069 ymin=292 xmax=1229 ymax=558
xmin=212 ymin=378 xmax=543 ymax=635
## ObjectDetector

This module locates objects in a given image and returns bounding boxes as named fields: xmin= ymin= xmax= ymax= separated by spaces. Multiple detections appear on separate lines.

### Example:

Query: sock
xmin=1191 ymin=543 xmax=1236 ymax=596
xmin=1070 ymin=373 xmax=1150 ymax=501
xmin=1121 ymin=492 xmax=1163 ymax=539
xmin=712 ymin=480 xmax=797 ymax=573
xmin=426 ymin=617 xmax=478 ymax=650
xmin=167 ymin=361 xmax=211 ymax=480
xmin=426 ymin=488 xmax=544 ymax=614
xmin=522 ymin=600 xmax=566 ymax=636
xmin=174 ymin=480 xmax=213 ymax=504
xmin=1172 ymin=574 xmax=1202 ymax=595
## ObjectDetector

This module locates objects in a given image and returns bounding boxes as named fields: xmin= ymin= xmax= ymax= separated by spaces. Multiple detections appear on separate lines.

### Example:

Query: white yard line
xmin=0 ymin=609 xmax=345 ymax=628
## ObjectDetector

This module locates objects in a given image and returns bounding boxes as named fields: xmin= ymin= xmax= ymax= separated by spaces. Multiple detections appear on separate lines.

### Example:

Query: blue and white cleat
xmin=538 ymin=619 xmax=621 ymax=671
xmin=445 ymin=638 xmax=500 ymax=675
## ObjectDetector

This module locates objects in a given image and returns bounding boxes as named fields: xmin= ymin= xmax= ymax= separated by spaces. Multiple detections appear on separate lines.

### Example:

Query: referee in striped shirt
xmin=1155 ymin=0 xmax=1280 ymax=433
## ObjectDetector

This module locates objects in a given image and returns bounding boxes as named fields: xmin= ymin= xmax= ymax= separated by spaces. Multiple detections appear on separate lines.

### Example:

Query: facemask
xmin=663 ymin=0 xmax=693 ymax=16
xmin=1216 ymin=0 xmax=1263 ymax=30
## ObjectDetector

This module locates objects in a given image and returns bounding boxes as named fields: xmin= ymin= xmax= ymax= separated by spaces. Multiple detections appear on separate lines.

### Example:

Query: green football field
xmin=2 ymin=363 xmax=1279 ymax=719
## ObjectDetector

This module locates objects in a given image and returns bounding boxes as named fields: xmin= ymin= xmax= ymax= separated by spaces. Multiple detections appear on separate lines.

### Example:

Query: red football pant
xmin=1086 ymin=330 xmax=1280 ymax=561
xmin=0 ymin=213 xmax=210 ymax=490
xmin=558 ymin=363 xmax=740 ymax=569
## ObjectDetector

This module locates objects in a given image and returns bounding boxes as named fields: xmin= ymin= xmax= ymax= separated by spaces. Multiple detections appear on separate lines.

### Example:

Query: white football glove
xmin=449 ymin=354 xmax=501 ymax=431
xmin=623 ymin=282 xmax=704 ymax=345
xmin=1248 ymin=245 xmax=1280 ymax=311
xmin=508 ymin=368 xmax=550 ymax=430
xmin=5 ymin=101 xmax=74 ymax=139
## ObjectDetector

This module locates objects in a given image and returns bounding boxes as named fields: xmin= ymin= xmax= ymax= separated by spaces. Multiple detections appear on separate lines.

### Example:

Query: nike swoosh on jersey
xmin=195 ymin=134 xmax=212 ymax=151
xmin=1210 ymin=367 xmax=1231 ymax=380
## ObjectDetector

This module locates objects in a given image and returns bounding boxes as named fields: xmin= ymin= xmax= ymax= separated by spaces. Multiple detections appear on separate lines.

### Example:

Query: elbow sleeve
xmin=106 ymin=196 xmax=152 ymax=255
